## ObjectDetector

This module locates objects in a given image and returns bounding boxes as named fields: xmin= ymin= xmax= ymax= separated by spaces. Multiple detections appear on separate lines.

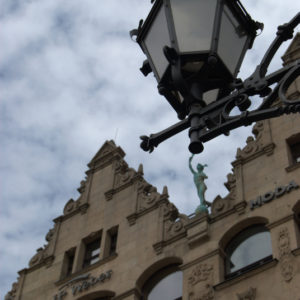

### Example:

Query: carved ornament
xmin=164 ymin=214 xmax=188 ymax=240
xmin=237 ymin=287 xmax=256 ymax=300
xmin=211 ymin=188 xmax=236 ymax=216
xmin=63 ymin=199 xmax=78 ymax=215
xmin=29 ymin=223 xmax=58 ymax=268
xmin=236 ymin=121 xmax=274 ymax=162
xmin=188 ymin=264 xmax=214 ymax=300
xmin=278 ymin=227 xmax=294 ymax=282
xmin=5 ymin=278 xmax=19 ymax=300
xmin=138 ymin=184 xmax=160 ymax=212
xmin=29 ymin=248 xmax=45 ymax=267
xmin=162 ymin=202 xmax=178 ymax=221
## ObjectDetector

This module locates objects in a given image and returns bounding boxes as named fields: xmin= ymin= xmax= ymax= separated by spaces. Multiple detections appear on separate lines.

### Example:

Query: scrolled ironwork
xmin=140 ymin=13 xmax=300 ymax=154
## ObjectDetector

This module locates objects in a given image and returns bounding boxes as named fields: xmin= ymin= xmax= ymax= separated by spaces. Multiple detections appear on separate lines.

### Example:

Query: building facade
xmin=6 ymin=35 xmax=300 ymax=300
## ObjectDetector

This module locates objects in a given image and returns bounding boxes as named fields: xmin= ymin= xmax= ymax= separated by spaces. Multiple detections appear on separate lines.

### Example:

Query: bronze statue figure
xmin=189 ymin=154 xmax=210 ymax=213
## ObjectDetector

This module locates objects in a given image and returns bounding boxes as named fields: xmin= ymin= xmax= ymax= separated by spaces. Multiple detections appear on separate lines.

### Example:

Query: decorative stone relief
xmin=63 ymin=198 xmax=79 ymax=215
xmin=29 ymin=247 xmax=45 ymax=267
xmin=162 ymin=201 xmax=178 ymax=221
xmin=236 ymin=121 xmax=274 ymax=162
xmin=188 ymin=264 xmax=214 ymax=300
xmin=29 ymin=224 xmax=57 ymax=268
xmin=278 ymin=227 xmax=294 ymax=282
xmin=236 ymin=287 xmax=256 ymax=300
xmin=138 ymin=184 xmax=160 ymax=212
xmin=77 ymin=179 xmax=87 ymax=194
xmin=105 ymin=159 xmax=142 ymax=201
xmin=114 ymin=159 xmax=136 ymax=188
xmin=5 ymin=278 xmax=19 ymax=300
xmin=236 ymin=136 xmax=259 ymax=158
xmin=278 ymin=227 xmax=290 ymax=257
xmin=211 ymin=172 xmax=236 ymax=216
xmin=164 ymin=213 xmax=188 ymax=240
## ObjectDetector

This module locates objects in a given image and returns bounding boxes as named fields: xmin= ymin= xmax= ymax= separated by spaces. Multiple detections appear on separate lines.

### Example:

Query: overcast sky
xmin=1 ymin=0 xmax=299 ymax=297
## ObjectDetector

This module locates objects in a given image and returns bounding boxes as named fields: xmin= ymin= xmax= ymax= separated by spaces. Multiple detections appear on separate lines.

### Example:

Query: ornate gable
xmin=87 ymin=140 xmax=125 ymax=171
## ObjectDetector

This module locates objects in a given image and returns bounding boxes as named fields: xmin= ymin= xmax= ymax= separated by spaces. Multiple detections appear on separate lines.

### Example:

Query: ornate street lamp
xmin=131 ymin=1 xmax=300 ymax=154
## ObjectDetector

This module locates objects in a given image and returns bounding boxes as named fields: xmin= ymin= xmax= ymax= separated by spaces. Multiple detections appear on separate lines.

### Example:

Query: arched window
xmin=225 ymin=225 xmax=272 ymax=278
xmin=148 ymin=271 xmax=182 ymax=300
xmin=141 ymin=267 xmax=182 ymax=300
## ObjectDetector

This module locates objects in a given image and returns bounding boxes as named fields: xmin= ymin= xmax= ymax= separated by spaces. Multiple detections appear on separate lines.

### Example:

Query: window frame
xmin=224 ymin=224 xmax=273 ymax=279
xmin=286 ymin=133 xmax=300 ymax=167
xmin=82 ymin=232 xmax=102 ymax=269
xmin=141 ymin=265 xmax=182 ymax=300
xmin=61 ymin=247 xmax=76 ymax=278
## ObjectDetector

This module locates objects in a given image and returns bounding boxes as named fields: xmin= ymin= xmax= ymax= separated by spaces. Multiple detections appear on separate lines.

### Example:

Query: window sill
xmin=285 ymin=162 xmax=300 ymax=172
xmin=292 ymin=247 xmax=300 ymax=256
xmin=55 ymin=253 xmax=118 ymax=287
xmin=214 ymin=256 xmax=277 ymax=291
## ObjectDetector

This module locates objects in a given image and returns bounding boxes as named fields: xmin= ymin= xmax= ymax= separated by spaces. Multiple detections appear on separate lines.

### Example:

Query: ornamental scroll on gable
xmin=28 ymin=223 xmax=58 ymax=269
xmin=153 ymin=198 xmax=189 ymax=254
xmin=211 ymin=172 xmax=236 ymax=217
xmin=236 ymin=120 xmax=275 ymax=162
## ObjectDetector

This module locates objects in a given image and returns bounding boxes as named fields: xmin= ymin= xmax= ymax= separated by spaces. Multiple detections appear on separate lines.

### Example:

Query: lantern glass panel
xmin=203 ymin=89 xmax=219 ymax=105
xmin=170 ymin=0 xmax=217 ymax=53
xmin=218 ymin=5 xmax=248 ymax=76
xmin=144 ymin=5 xmax=171 ymax=80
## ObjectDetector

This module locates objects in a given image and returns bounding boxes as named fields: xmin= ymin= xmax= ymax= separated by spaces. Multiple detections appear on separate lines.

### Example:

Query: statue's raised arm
xmin=189 ymin=154 xmax=196 ymax=174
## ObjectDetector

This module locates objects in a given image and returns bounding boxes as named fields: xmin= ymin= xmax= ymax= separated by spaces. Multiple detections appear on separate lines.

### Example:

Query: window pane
xmin=91 ymin=248 xmax=100 ymax=257
xmin=170 ymin=0 xmax=217 ymax=53
xmin=226 ymin=226 xmax=272 ymax=273
xmin=218 ymin=5 xmax=248 ymax=75
xmin=144 ymin=5 xmax=171 ymax=80
xmin=148 ymin=271 xmax=182 ymax=300
xmin=84 ymin=238 xmax=101 ymax=267
xmin=90 ymin=256 xmax=100 ymax=265
xmin=291 ymin=142 xmax=300 ymax=163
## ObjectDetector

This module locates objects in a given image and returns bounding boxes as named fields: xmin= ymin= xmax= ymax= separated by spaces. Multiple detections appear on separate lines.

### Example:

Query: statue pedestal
xmin=195 ymin=204 xmax=208 ymax=214
xmin=185 ymin=213 xmax=209 ymax=248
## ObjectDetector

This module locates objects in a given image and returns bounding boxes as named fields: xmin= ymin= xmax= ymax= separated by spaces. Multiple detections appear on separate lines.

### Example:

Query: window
xmin=141 ymin=266 xmax=182 ymax=300
xmin=83 ymin=237 xmax=101 ymax=268
xmin=225 ymin=225 xmax=272 ymax=278
xmin=287 ymin=134 xmax=300 ymax=166
xmin=107 ymin=227 xmax=118 ymax=256
xmin=148 ymin=271 xmax=182 ymax=300
xmin=61 ymin=247 xmax=75 ymax=278
xmin=290 ymin=142 xmax=300 ymax=164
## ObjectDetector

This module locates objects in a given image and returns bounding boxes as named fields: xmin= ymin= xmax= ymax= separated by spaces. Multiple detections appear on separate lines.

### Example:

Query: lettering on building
xmin=250 ymin=181 xmax=299 ymax=210
xmin=53 ymin=270 xmax=112 ymax=300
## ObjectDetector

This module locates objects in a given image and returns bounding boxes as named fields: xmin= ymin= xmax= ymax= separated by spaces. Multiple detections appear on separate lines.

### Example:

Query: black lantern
xmin=131 ymin=2 xmax=300 ymax=154
xmin=133 ymin=0 xmax=260 ymax=119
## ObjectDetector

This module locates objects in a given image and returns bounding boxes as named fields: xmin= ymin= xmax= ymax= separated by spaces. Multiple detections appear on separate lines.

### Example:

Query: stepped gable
xmin=87 ymin=140 xmax=125 ymax=171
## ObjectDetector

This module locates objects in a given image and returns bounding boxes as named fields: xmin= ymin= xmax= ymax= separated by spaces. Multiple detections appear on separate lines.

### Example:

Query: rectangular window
xmin=287 ymin=134 xmax=300 ymax=166
xmin=109 ymin=229 xmax=118 ymax=256
xmin=83 ymin=237 xmax=101 ymax=268
xmin=104 ymin=226 xmax=118 ymax=257
xmin=291 ymin=142 xmax=300 ymax=164
xmin=61 ymin=247 xmax=76 ymax=278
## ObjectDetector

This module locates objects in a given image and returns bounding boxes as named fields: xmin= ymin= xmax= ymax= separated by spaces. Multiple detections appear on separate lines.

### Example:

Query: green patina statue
xmin=189 ymin=154 xmax=210 ymax=214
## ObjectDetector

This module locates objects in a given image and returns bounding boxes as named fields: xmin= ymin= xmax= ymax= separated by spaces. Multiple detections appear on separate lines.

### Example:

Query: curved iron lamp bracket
xmin=140 ymin=13 xmax=300 ymax=154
